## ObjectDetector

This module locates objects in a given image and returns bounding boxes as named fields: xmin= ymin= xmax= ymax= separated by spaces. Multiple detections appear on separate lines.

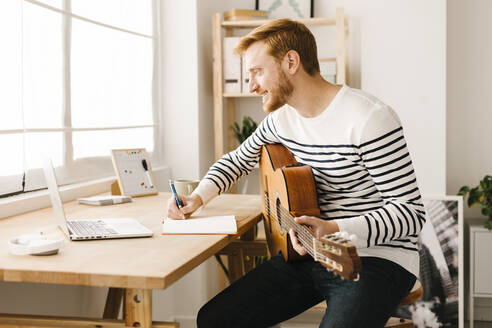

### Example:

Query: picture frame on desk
xmin=256 ymin=0 xmax=314 ymax=19
xmin=110 ymin=148 xmax=158 ymax=197
xmin=396 ymin=195 xmax=464 ymax=328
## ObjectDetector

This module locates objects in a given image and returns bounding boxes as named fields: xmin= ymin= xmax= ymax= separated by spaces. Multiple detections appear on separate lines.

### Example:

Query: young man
xmin=167 ymin=19 xmax=426 ymax=328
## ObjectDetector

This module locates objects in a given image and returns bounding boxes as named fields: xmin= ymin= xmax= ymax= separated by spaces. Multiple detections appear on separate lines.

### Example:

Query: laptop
xmin=43 ymin=159 xmax=153 ymax=241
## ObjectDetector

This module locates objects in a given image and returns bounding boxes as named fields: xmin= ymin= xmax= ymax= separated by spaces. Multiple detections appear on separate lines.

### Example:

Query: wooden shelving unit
xmin=212 ymin=9 xmax=349 ymax=160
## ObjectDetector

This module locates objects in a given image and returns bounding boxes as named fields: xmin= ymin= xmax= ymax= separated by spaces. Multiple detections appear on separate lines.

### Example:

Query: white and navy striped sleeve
xmin=335 ymin=106 xmax=426 ymax=250
xmin=193 ymin=113 xmax=280 ymax=205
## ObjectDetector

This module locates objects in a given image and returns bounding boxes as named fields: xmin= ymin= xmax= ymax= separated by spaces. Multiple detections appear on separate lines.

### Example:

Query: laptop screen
xmin=42 ymin=159 xmax=70 ymax=236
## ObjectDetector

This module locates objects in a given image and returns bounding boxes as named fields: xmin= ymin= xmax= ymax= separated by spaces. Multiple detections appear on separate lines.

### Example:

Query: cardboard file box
xmin=223 ymin=37 xmax=242 ymax=93
xmin=242 ymin=58 xmax=250 ymax=94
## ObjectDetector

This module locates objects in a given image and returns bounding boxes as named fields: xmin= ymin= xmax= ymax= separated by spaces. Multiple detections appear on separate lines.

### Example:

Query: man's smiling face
xmin=244 ymin=41 xmax=293 ymax=113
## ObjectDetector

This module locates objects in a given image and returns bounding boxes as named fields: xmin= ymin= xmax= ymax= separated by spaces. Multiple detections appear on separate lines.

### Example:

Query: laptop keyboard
xmin=68 ymin=220 xmax=118 ymax=237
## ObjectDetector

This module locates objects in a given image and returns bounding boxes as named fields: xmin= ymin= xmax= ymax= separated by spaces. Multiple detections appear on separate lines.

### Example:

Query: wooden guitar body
xmin=259 ymin=144 xmax=362 ymax=280
xmin=260 ymin=144 xmax=321 ymax=262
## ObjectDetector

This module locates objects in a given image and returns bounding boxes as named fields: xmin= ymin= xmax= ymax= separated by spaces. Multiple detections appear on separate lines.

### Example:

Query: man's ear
xmin=282 ymin=50 xmax=301 ymax=74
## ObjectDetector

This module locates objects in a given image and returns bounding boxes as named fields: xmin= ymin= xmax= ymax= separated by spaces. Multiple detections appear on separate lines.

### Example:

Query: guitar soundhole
xmin=275 ymin=197 xmax=285 ymax=236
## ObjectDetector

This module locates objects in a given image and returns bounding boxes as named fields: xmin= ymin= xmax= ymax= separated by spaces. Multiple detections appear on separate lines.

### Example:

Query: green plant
xmin=458 ymin=175 xmax=492 ymax=230
xmin=232 ymin=116 xmax=258 ymax=144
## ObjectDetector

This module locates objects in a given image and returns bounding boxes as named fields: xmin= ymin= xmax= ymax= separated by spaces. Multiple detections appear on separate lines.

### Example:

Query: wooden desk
xmin=0 ymin=193 xmax=262 ymax=328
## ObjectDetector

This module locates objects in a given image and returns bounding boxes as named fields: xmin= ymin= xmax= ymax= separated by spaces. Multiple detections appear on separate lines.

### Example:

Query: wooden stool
xmin=400 ymin=279 xmax=424 ymax=306
xmin=385 ymin=279 xmax=423 ymax=327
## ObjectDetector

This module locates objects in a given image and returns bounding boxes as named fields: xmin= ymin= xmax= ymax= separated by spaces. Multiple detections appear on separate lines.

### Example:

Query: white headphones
xmin=8 ymin=232 xmax=63 ymax=256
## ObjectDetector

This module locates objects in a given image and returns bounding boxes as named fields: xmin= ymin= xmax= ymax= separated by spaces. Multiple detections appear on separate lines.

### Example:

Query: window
xmin=0 ymin=0 xmax=160 ymax=197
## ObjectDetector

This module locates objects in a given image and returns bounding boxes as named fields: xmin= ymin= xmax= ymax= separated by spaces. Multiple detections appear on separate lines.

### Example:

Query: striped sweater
xmin=194 ymin=85 xmax=426 ymax=277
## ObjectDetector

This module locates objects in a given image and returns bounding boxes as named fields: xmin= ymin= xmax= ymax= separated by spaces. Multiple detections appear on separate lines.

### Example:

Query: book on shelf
xmin=224 ymin=9 xmax=267 ymax=21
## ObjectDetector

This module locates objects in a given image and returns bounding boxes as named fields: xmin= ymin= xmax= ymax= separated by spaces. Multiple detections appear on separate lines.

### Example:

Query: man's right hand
xmin=166 ymin=193 xmax=203 ymax=220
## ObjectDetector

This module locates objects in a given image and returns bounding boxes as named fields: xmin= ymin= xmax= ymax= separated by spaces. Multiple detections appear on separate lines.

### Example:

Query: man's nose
xmin=249 ymin=78 xmax=258 ymax=94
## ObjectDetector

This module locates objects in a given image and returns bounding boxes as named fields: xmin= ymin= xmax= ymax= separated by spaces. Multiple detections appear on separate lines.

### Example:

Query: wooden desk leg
xmin=240 ymin=226 xmax=256 ymax=274
xmin=227 ymin=247 xmax=245 ymax=283
xmin=125 ymin=288 xmax=152 ymax=328
xmin=239 ymin=225 xmax=256 ymax=241
xmin=103 ymin=287 xmax=125 ymax=319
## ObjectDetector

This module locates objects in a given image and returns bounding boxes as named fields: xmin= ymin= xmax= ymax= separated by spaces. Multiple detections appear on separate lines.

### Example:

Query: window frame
xmin=0 ymin=0 xmax=162 ymax=197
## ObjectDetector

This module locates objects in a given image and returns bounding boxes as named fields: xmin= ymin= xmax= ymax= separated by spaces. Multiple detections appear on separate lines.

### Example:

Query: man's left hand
xmin=288 ymin=216 xmax=340 ymax=255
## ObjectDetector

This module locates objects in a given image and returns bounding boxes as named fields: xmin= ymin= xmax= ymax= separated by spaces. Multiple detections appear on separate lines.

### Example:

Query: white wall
xmin=313 ymin=0 xmax=447 ymax=196
xmin=232 ymin=1 xmax=448 ymax=196
xmin=447 ymin=0 xmax=492 ymax=217
xmin=160 ymin=1 xmax=201 ymax=181
xmin=447 ymin=0 xmax=492 ymax=321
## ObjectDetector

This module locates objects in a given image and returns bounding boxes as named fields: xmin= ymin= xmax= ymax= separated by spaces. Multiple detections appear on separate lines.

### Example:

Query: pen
xmin=169 ymin=180 xmax=183 ymax=209
xmin=141 ymin=159 xmax=154 ymax=188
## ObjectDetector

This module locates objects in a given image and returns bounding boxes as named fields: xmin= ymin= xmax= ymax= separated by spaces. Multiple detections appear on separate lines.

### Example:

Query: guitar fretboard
xmin=264 ymin=194 xmax=322 ymax=260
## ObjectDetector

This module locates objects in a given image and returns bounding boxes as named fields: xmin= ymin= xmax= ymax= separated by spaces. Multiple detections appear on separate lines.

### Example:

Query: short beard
xmin=263 ymin=68 xmax=294 ymax=113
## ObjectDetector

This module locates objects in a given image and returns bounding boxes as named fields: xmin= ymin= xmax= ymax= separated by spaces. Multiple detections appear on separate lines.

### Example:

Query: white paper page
xmin=162 ymin=216 xmax=237 ymax=234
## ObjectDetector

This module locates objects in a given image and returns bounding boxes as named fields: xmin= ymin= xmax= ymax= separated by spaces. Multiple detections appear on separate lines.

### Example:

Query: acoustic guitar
xmin=259 ymin=144 xmax=362 ymax=280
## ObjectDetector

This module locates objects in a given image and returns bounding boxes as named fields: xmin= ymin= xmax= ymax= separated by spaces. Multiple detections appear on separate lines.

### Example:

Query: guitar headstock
xmin=313 ymin=232 xmax=362 ymax=280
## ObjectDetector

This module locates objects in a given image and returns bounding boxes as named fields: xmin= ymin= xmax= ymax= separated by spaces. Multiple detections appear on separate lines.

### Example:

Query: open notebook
xmin=161 ymin=216 xmax=237 ymax=235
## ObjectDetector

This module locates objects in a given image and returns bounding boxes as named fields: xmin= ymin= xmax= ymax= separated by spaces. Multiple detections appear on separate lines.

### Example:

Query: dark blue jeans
xmin=197 ymin=255 xmax=416 ymax=328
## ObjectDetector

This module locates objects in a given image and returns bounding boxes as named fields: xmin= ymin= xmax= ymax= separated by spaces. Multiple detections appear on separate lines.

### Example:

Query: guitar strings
xmin=264 ymin=200 xmax=315 ymax=247
xmin=264 ymin=202 xmax=335 ymax=268
xmin=264 ymin=200 xmax=315 ymax=241
xmin=264 ymin=197 xmax=355 ymax=277
xmin=262 ymin=192 xmax=324 ymax=255
xmin=264 ymin=201 xmax=313 ymax=244
xmin=264 ymin=202 xmax=318 ymax=256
